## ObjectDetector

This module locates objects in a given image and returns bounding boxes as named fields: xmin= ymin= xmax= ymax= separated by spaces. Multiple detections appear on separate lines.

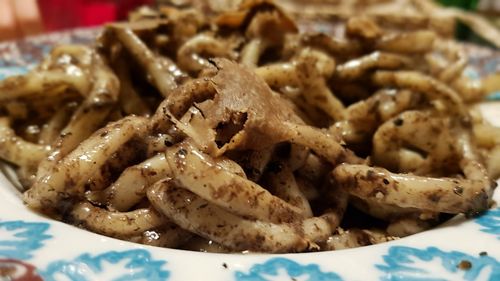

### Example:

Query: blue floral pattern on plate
xmin=487 ymin=92 xmax=500 ymax=100
xmin=40 ymin=249 xmax=170 ymax=281
xmin=235 ymin=257 xmax=342 ymax=281
xmin=0 ymin=65 xmax=28 ymax=80
xmin=476 ymin=207 xmax=500 ymax=239
xmin=377 ymin=246 xmax=500 ymax=281
xmin=0 ymin=220 xmax=52 ymax=260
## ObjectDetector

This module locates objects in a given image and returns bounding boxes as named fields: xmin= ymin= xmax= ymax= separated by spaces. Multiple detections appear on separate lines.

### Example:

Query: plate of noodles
xmin=0 ymin=1 xmax=500 ymax=280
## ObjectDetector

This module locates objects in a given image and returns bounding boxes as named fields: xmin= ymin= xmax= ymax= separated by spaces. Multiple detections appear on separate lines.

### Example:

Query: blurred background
xmin=39 ymin=0 xmax=154 ymax=31
xmin=0 ymin=0 xmax=499 ymax=43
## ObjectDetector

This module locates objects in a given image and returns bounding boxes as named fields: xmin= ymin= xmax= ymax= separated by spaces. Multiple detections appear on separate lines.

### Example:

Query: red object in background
xmin=38 ymin=0 xmax=153 ymax=31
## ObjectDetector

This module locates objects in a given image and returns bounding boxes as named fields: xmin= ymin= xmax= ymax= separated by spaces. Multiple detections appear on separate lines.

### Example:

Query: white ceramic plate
xmin=0 ymin=30 xmax=499 ymax=281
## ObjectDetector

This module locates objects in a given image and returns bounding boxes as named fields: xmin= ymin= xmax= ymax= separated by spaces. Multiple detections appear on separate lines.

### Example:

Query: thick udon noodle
xmin=0 ymin=1 xmax=499 ymax=253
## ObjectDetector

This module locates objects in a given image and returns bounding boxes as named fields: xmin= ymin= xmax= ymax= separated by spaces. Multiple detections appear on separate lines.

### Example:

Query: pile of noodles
xmin=0 ymin=0 xmax=498 ymax=253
